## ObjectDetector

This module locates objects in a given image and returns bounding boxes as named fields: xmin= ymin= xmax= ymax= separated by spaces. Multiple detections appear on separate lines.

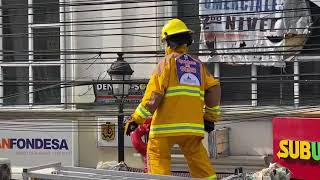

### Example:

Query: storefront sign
xmin=0 ymin=138 xmax=68 ymax=150
xmin=273 ymin=117 xmax=320 ymax=180
xmin=0 ymin=120 xmax=75 ymax=167
xmin=93 ymin=84 xmax=145 ymax=105
xmin=277 ymin=140 xmax=320 ymax=161
xmin=199 ymin=0 xmax=311 ymax=67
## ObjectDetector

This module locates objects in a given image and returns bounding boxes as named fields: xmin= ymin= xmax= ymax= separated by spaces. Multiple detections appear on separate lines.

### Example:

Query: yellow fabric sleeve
xmin=203 ymin=64 xmax=220 ymax=90
xmin=131 ymin=59 xmax=170 ymax=124
xmin=204 ymin=105 xmax=221 ymax=122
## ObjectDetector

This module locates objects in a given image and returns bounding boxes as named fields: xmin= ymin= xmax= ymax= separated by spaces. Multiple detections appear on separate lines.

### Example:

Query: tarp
xmin=199 ymin=0 xmax=312 ymax=67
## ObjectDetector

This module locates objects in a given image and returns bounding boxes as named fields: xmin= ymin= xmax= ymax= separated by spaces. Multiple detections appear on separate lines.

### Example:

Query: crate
xmin=208 ymin=127 xmax=230 ymax=159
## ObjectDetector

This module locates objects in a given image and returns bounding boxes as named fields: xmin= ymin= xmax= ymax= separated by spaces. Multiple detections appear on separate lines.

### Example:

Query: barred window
xmin=1 ymin=0 xmax=63 ymax=106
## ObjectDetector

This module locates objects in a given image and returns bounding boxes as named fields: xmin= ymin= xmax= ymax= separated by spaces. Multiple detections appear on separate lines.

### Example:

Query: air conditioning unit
xmin=0 ymin=158 xmax=11 ymax=180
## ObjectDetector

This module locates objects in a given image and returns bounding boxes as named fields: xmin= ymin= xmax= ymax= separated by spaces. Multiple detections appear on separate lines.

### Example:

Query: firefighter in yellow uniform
xmin=125 ymin=18 xmax=221 ymax=179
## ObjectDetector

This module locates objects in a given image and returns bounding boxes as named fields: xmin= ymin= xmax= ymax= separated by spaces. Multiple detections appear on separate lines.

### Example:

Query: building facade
xmin=0 ymin=0 xmax=319 ymax=172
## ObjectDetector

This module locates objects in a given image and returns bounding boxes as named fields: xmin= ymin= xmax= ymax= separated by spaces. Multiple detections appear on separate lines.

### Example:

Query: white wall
xmin=73 ymin=1 xmax=122 ymax=103
xmin=78 ymin=116 xmax=144 ymax=168
xmin=73 ymin=1 xmax=166 ymax=168
xmin=122 ymin=1 xmax=158 ymax=78
xmin=216 ymin=119 xmax=273 ymax=156
xmin=73 ymin=1 xmax=168 ymax=104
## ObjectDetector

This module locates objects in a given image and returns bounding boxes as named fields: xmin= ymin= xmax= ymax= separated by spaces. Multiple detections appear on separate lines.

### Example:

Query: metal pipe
xmin=118 ymin=99 xmax=124 ymax=162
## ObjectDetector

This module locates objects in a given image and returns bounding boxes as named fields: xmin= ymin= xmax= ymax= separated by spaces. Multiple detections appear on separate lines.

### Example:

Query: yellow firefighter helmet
xmin=161 ymin=18 xmax=192 ymax=41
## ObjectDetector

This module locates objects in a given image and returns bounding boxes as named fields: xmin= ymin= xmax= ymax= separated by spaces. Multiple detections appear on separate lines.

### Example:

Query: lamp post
xmin=107 ymin=53 xmax=134 ymax=163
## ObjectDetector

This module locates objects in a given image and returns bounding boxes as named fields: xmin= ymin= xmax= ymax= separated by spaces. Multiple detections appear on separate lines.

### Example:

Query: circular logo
xmin=180 ymin=73 xmax=200 ymax=86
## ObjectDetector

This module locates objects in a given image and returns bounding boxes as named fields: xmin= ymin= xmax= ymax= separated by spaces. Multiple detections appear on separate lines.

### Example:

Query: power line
xmin=0 ymin=1 xmax=315 ymax=22
xmin=0 ymin=106 xmax=319 ymax=132
xmin=0 ymin=0 xmax=318 ymax=119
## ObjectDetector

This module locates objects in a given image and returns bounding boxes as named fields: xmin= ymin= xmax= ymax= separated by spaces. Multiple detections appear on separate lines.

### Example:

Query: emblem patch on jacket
xmin=176 ymin=54 xmax=201 ymax=86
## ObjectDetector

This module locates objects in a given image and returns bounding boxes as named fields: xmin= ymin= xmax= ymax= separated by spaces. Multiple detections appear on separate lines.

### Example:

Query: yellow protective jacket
xmin=131 ymin=47 xmax=220 ymax=138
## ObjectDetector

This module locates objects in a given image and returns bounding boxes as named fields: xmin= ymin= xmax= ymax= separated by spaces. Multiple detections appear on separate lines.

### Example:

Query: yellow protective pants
xmin=147 ymin=136 xmax=216 ymax=179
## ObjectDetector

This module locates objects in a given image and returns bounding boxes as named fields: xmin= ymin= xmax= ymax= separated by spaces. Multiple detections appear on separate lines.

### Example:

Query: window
xmin=2 ymin=0 xmax=28 ymax=62
xmin=257 ymin=63 xmax=294 ymax=106
xmin=1 ymin=0 xmax=63 ymax=106
xmin=33 ymin=66 xmax=61 ymax=105
xmin=176 ymin=0 xmax=317 ymax=108
xmin=33 ymin=0 xmax=59 ymax=24
xmin=299 ymin=61 xmax=320 ymax=105
xmin=34 ymin=28 xmax=60 ymax=61
xmin=220 ymin=64 xmax=251 ymax=105
xmin=3 ymin=67 xmax=29 ymax=105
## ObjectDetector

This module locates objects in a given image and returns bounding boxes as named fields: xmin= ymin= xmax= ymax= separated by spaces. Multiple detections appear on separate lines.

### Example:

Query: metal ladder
xmin=22 ymin=162 xmax=203 ymax=180
xmin=22 ymin=162 xmax=246 ymax=180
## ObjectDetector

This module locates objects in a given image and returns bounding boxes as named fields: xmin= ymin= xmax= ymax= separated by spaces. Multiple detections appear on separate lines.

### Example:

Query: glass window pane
xmin=257 ymin=63 xmax=294 ymax=106
xmin=2 ymin=0 xmax=28 ymax=62
xmin=220 ymin=64 xmax=251 ymax=105
xmin=33 ymin=66 xmax=61 ymax=105
xmin=33 ymin=28 xmax=60 ymax=61
xmin=33 ymin=0 xmax=59 ymax=24
xmin=299 ymin=61 xmax=320 ymax=105
xmin=3 ymin=67 xmax=29 ymax=105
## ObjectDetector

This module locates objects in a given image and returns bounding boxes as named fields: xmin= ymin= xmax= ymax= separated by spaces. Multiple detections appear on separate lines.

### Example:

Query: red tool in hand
xmin=130 ymin=118 xmax=151 ymax=172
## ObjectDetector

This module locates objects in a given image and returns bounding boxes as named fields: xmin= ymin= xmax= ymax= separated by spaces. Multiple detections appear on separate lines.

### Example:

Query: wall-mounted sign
xmin=97 ymin=117 xmax=133 ymax=147
xmin=0 ymin=138 xmax=69 ymax=150
xmin=273 ymin=117 xmax=320 ymax=180
xmin=277 ymin=139 xmax=320 ymax=161
xmin=0 ymin=120 xmax=75 ymax=167
xmin=93 ymin=84 xmax=146 ymax=105
xmin=199 ymin=0 xmax=312 ymax=67
xmin=101 ymin=122 xmax=115 ymax=141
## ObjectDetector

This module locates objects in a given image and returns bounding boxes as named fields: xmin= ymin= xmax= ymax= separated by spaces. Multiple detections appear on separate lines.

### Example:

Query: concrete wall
xmin=73 ymin=1 xmax=122 ymax=104
xmin=73 ymin=1 xmax=164 ymax=167
xmin=77 ymin=116 xmax=145 ymax=168
xmin=73 ymin=1 xmax=167 ymax=104
xmin=77 ymin=115 xmax=274 ymax=168
xmin=216 ymin=118 xmax=273 ymax=156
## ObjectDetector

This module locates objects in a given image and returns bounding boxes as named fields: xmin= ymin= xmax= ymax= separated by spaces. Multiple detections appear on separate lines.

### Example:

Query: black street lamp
xmin=107 ymin=53 xmax=134 ymax=163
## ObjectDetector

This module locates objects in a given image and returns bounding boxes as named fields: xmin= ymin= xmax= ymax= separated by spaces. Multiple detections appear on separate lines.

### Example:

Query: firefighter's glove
xmin=204 ymin=120 xmax=215 ymax=133
xmin=124 ymin=118 xmax=139 ymax=136
xmin=204 ymin=105 xmax=221 ymax=122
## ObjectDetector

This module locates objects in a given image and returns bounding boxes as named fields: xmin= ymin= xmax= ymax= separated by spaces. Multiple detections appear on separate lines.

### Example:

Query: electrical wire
xmin=1 ymin=105 xmax=320 ymax=132
xmin=0 ymin=0 xmax=316 ymax=18
xmin=0 ymin=0 xmax=316 ymax=26
xmin=0 ymin=0 xmax=319 ymax=123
